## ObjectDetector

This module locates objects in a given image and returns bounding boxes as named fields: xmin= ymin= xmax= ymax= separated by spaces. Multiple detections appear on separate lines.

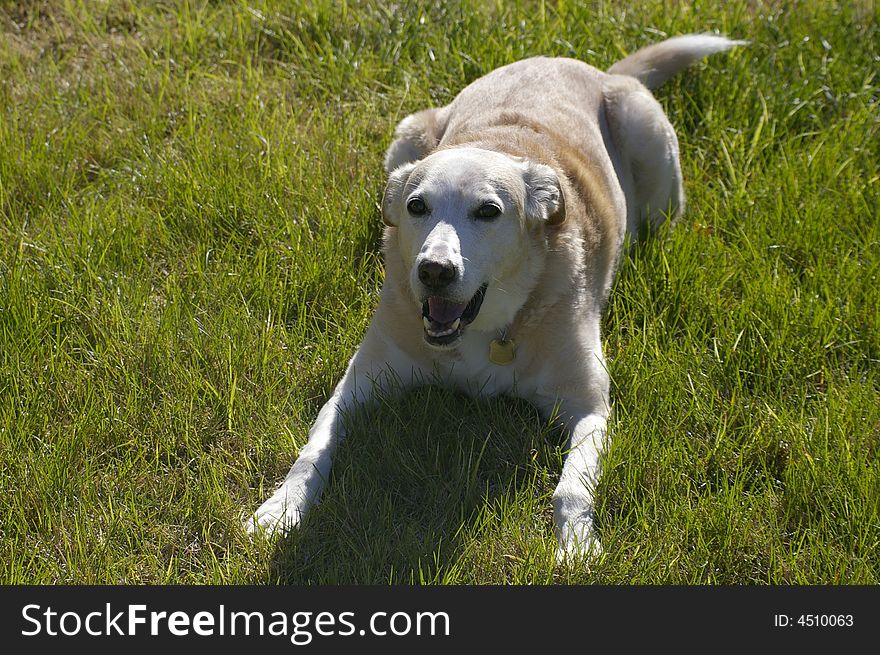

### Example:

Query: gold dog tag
xmin=489 ymin=339 xmax=516 ymax=365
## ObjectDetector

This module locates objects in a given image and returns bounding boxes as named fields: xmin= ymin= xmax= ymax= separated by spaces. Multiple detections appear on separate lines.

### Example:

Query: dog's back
xmin=438 ymin=34 xmax=745 ymax=136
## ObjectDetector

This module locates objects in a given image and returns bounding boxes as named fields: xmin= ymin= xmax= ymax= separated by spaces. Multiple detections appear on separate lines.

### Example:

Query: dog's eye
xmin=475 ymin=203 xmax=501 ymax=220
xmin=407 ymin=197 xmax=427 ymax=215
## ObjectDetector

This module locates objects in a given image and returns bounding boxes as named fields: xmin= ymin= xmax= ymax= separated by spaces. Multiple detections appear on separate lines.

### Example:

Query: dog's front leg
xmin=551 ymin=411 xmax=607 ymax=562
xmin=246 ymin=337 xmax=399 ymax=537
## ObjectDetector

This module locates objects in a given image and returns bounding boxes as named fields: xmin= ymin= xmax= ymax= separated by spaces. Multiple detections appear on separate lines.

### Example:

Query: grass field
xmin=1 ymin=0 xmax=877 ymax=584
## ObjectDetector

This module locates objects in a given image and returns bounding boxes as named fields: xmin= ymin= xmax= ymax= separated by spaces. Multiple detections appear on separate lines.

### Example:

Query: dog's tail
xmin=607 ymin=34 xmax=747 ymax=89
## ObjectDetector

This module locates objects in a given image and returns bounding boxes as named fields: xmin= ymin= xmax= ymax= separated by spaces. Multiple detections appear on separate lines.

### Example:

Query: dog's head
xmin=382 ymin=147 xmax=565 ymax=349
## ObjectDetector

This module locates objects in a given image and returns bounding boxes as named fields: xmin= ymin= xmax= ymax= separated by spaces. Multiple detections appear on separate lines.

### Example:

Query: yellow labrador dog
xmin=248 ymin=34 xmax=744 ymax=560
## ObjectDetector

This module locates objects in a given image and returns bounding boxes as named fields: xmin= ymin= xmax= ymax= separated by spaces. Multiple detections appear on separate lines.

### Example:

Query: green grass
xmin=0 ymin=0 xmax=877 ymax=584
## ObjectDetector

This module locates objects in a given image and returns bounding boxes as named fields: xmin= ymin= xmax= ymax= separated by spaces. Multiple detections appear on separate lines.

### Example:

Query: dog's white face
xmin=382 ymin=147 xmax=564 ymax=349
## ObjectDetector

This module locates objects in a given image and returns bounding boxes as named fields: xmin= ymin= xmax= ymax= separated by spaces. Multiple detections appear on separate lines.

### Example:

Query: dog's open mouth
xmin=421 ymin=283 xmax=488 ymax=347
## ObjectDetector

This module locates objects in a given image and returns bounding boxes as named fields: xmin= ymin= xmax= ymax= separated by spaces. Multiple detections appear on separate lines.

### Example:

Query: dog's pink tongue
xmin=428 ymin=297 xmax=466 ymax=324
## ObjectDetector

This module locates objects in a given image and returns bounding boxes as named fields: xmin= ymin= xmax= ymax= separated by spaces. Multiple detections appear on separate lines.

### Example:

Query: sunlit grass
xmin=0 ymin=0 xmax=877 ymax=584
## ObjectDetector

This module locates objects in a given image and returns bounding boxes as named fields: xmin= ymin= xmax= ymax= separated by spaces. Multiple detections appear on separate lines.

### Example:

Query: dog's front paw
xmin=245 ymin=489 xmax=305 ymax=538
xmin=552 ymin=491 xmax=602 ymax=565
xmin=555 ymin=515 xmax=602 ymax=565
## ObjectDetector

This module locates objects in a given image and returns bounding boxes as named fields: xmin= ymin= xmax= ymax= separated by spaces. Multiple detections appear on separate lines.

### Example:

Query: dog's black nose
xmin=418 ymin=260 xmax=457 ymax=289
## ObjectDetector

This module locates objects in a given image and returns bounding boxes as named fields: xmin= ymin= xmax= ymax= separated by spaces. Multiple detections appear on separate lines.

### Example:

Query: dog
xmin=247 ymin=34 xmax=744 ymax=560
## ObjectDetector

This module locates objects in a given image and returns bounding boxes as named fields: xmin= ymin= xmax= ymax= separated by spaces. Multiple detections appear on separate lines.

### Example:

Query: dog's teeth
xmin=423 ymin=316 xmax=461 ymax=338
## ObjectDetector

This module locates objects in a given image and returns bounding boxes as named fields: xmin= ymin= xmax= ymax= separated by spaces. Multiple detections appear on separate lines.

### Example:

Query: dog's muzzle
xmin=421 ymin=283 xmax=488 ymax=347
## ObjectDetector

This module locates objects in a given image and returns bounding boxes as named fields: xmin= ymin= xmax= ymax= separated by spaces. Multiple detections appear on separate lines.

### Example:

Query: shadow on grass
xmin=262 ymin=386 xmax=561 ymax=584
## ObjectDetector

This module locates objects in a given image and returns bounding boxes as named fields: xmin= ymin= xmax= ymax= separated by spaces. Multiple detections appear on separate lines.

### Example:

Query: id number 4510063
xmin=774 ymin=614 xmax=854 ymax=628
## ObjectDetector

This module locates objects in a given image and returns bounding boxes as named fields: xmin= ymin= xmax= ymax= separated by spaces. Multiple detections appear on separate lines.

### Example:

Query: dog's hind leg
xmin=602 ymin=35 xmax=744 ymax=237
xmin=603 ymin=75 xmax=685 ymax=237
xmin=384 ymin=107 xmax=448 ymax=173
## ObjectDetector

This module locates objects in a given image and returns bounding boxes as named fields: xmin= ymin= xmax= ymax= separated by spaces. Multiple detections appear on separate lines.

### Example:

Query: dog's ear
xmin=522 ymin=161 xmax=566 ymax=226
xmin=381 ymin=161 xmax=417 ymax=227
